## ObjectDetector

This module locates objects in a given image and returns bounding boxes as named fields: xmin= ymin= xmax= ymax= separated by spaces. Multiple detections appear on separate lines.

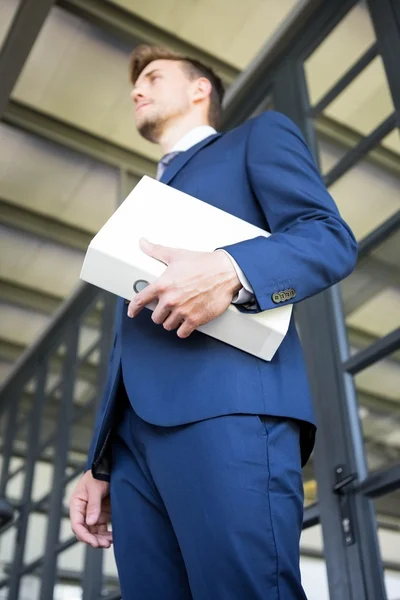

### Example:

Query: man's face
xmin=131 ymin=59 xmax=193 ymax=142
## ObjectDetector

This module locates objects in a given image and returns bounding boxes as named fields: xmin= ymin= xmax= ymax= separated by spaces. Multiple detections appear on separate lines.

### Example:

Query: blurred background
xmin=0 ymin=0 xmax=399 ymax=598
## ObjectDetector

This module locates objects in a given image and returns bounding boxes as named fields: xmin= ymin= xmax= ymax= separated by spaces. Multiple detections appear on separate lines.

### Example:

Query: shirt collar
xmin=170 ymin=125 xmax=217 ymax=153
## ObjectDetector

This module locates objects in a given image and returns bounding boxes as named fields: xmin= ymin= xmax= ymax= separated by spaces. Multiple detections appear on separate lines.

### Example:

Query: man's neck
xmin=158 ymin=117 xmax=210 ymax=154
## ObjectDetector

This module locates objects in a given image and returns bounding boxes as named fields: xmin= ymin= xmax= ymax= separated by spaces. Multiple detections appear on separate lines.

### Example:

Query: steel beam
xmin=344 ymin=327 xmax=400 ymax=375
xmin=0 ymin=197 xmax=92 ymax=252
xmin=0 ymin=278 xmax=62 ymax=316
xmin=0 ymin=0 xmax=55 ymax=117
xmin=57 ymin=0 xmax=238 ymax=85
xmin=3 ymin=101 xmax=156 ymax=176
xmin=0 ymin=338 xmax=23 ymax=364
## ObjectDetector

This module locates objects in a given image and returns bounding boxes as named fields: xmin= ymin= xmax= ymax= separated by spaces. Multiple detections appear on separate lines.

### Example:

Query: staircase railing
xmin=0 ymin=281 xmax=120 ymax=600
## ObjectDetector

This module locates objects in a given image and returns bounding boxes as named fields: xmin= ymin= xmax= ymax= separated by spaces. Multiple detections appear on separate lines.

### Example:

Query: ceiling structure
xmin=0 ymin=0 xmax=399 ymax=504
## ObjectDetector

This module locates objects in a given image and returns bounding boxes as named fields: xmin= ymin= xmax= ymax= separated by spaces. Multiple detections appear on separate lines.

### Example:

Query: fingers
xmin=70 ymin=498 xmax=110 ymax=548
xmin=151 ymin=303 xmax=171 ymax=325
xmin=89 ymin=523 xmax=114 ymax=547
xmin=86 ymin=495 xmax=102 ymax=527
xmin=71 ymin=509 xmax=113 ymax=548
xmin=162 ymin=311 xmax=183 ymax=331
xmin=139 ymin=238 xmax=173 ymax=265
xmin=128 ymin=282 xmax=158 ymax=318
xmin=74 ymin=523 xmax=111 ymax=548
xmin=177 ymin=318 xmax=196 ymax=339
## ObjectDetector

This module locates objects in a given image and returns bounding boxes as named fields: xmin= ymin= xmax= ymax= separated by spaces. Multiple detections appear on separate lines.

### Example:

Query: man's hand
xmin=127 ymin=238 xmax=242 ymax=338
xmin=69 ymin=471 xmax=113 ymax=549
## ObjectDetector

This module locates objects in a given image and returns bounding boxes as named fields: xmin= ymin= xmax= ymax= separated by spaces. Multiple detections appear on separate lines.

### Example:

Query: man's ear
xmin=192 ymin=77 xmax=212 ymax=103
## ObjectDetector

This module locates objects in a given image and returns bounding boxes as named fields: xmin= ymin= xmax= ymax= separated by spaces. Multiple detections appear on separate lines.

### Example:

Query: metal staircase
xmin=0 ymin=282 xmax=120 ymax=599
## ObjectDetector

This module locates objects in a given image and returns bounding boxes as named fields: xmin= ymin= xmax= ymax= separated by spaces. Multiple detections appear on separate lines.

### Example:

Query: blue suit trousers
xmin=109 ymin=386 xmax=308 ymax=600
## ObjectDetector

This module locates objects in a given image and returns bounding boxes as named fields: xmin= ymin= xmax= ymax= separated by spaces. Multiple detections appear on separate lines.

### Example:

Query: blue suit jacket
xmin=87 ymin=111 xmax=358 ymax=479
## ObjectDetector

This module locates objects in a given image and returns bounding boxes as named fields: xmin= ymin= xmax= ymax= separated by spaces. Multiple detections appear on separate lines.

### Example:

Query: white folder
xmin=80 ymin=176 xmax=292 ymax=360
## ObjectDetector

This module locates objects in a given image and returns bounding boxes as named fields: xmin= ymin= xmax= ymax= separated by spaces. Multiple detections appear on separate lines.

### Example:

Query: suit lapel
xmin=160 ymin=133 xmax=222 ymax=185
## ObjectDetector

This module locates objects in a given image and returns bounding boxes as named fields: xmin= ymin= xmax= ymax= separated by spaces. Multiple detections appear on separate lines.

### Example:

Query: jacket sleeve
xmin=220 ymin=111 xmax=358 ymax=312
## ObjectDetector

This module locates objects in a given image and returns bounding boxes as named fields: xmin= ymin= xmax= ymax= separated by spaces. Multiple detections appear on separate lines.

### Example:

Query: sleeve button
xmin=272 ymin=292 xmax=281 ymax=304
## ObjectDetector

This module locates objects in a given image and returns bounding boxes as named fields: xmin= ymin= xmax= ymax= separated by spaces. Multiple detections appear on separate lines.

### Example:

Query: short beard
xmin=137 ymin=117 xmax=165 ymax=143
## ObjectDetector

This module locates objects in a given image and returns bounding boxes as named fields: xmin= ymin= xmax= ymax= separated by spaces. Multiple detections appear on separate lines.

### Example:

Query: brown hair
xmin=129 ymin=45 xmax=224 ymax=130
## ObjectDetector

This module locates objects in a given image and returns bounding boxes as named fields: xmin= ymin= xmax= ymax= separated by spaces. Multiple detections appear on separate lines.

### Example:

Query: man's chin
xmin=137 ymin=120 xmax=162 ymax=143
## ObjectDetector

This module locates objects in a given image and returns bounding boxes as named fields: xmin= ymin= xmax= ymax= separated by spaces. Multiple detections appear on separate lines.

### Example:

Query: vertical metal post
xmin=40 ymin=326 xmax=80 ymax=600
xmin=0 ymin=386 xmax=22 ymax=497
xmin=81 ymin=292 xmax=116 ymax=600
xmin=81 ymin=546 xmax=104 ymax=600
xmin=81 ymin=169 xmax=122 ymax=600
xmin=367 ymin=0 xmax=400 ymax=119
xmin=273 ymin=57 xmax=387 ymax=600
xmin=8 ymin=364 xmax=48 ymax=600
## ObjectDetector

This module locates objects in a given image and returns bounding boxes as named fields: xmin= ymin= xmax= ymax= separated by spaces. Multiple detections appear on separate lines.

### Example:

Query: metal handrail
xmin=0 ymin=281 xmax=98 ymax=408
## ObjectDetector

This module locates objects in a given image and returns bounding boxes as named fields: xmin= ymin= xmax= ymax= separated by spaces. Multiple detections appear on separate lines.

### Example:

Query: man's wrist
xmin=214 ymin=250 xmax=242 ymax=296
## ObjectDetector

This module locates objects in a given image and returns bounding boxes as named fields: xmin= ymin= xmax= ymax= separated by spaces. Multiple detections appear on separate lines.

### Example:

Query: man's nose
xmin=131 ymin=87 xmax=143 ymax=103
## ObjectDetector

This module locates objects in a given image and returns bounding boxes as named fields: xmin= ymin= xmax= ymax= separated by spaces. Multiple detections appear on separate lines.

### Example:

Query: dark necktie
xmin=156 ymin=151 xmax=181 ymax=181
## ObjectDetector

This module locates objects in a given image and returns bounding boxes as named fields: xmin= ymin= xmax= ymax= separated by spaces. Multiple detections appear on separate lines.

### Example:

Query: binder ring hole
xmin=133 ymin=279 xmax=149 ymax=294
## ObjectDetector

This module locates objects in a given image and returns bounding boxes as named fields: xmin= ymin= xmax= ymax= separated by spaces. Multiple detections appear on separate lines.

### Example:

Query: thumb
xmin=139 ymin=238 xmax=173 ymax=265
xmin=86 ymin=488 xmax=102 ymax=526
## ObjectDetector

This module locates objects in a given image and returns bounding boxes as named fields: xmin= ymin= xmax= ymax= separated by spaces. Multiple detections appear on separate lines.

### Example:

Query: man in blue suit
xmin=70 ymin=45 xmax=358 ymax=599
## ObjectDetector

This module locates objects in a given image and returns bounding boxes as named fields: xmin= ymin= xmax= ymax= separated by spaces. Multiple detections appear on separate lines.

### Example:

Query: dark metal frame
xmin=0 ymin=0 xmax=399 ymax=598
xmin=0 ymin=0 xmax=55 ymax=117
xmin=0 ymin=288 xmax=116 ymax=598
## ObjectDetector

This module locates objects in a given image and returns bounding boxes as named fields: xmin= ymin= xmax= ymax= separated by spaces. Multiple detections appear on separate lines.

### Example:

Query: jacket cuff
xmin=216 ymin=249 xmax=255 ymax=304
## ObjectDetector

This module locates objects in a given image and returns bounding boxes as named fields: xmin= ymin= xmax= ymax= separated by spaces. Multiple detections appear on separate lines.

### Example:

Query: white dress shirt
xmin=168 ymin=126 xmax=255 ymax=304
